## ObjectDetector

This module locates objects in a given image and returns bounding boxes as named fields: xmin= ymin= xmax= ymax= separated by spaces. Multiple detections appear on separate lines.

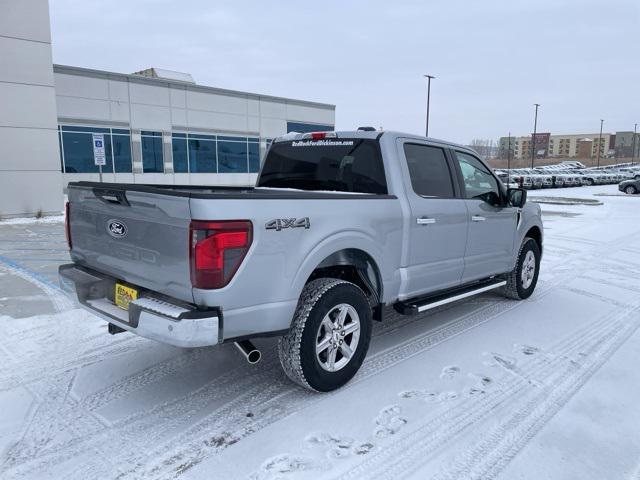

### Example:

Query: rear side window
xmin=403 ymin=143 xmax=455 ymax=198
xmin=258 ymin=139 xmax=387 ymax=194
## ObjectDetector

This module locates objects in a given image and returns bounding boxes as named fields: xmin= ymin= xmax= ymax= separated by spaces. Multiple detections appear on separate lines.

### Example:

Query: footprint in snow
xmin=438 ymin=391 xmax=458 ymax=401
xmin=468 ymin=372 xmax=493 ymax=387
xmin=306 ymin=433 xmax=352 ymax=459
xmin=483 ymin=352 xmax=518 ymax=371
xmin=398 ymin=390 xmax=437 ymax=402
xmin=483 ymin=352 xmax=543 ymax=387
xmin=306 ymin=433 xmax=374 ymax=459
xmin=250 ymin=454 xmax=323 ymax=480
xmin=513 ymin=343 xmax=541 ymax=356
xmin=466 ymin=386 xmax=485 ymax=396
xmin=374 ymin=405 xmax=407 ymax=438
xmin=440 ymin=365 xmax=460 ymax=380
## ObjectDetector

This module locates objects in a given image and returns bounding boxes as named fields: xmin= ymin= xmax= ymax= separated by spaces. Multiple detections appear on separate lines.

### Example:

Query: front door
xmin=453 ymin=150 xmax=518 ymax=282
xmin=400 ymin=141 xmax=469 ymax=299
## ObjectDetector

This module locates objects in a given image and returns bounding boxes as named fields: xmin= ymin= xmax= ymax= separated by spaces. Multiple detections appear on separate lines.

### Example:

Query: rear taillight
xmin=65 ymin=201 xmax=72 ymax=250
xmin=189 ymin=220 xmax=252 ymax=289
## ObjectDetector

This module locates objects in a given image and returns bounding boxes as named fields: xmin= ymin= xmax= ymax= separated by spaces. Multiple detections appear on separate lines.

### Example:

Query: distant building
xmin=613 ymin=131 xmax=640 ymax=158
xmin=499 ymin=132 xmax=620 ymax=160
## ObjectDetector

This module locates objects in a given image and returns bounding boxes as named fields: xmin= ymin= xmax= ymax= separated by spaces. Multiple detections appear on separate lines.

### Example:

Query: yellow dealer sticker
xmin=115 ymin=283 xmax=138 ymax=311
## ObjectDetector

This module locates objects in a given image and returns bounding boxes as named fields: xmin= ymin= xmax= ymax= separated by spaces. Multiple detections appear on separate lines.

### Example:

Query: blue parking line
xmin=0 ymin=254 xmax=62 ymax=291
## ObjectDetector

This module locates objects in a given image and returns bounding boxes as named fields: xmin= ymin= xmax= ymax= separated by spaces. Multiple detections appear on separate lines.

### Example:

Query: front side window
xmin=455 ymin=151 xmax=500 ymax=204
xmin=403 ymin=143 xmax=454 ymax=198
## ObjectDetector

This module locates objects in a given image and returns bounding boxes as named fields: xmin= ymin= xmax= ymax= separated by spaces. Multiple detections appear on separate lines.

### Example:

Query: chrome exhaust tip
xmin=234 ymin=340 xmax=261 ymax=364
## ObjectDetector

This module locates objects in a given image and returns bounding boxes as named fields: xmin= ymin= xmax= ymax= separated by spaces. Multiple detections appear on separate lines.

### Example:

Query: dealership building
xmin=0 ymin=0 xmax=335 ymax=218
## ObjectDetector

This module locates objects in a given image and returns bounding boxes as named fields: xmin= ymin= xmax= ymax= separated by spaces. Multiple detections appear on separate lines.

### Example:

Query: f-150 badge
xmin=265 ymin=217 xmax=310 ymax=231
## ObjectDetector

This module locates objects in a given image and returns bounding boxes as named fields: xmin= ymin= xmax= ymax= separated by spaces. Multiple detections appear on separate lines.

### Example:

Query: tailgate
xmin=67 ymin=184 xmax=193 ymax=303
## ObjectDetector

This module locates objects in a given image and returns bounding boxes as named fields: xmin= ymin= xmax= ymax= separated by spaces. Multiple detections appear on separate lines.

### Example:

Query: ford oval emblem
xmin=107 ymin=219 xmax=127 ymax=238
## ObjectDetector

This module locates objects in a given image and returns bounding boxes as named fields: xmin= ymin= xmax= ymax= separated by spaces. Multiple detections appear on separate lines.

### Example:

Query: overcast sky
xmin=49 ymin=0 xmax=639 ymax=144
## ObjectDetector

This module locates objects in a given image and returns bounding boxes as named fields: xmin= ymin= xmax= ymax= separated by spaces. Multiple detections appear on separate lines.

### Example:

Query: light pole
xmin=632 ymin=123 xmax=637 ymax=166
xmin=531 ymin=103 xmax=540 ymax=169
xmin=596 ymin=119 xmax=604 ymax=167
xmin=507 ymin=132 xmax=512 ymax=184
xmin=424 ymin=74 xmax=435 ymax=137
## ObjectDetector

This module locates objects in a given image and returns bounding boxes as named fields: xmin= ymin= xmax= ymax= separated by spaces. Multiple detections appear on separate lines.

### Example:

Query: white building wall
xmin=0 ymin=0 xmax=63 ymax=218
xmin=54 ymin=66 xmax=335 ymax=187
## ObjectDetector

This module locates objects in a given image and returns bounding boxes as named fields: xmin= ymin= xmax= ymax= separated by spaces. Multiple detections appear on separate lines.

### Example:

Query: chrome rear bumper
xmin=58 ymin=264 xmax=220 ymax=348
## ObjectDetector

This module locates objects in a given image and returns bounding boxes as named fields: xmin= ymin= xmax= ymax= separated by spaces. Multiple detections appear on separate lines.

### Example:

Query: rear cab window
xmin=258 ymin=138 xmax=388 ymax=194
xmin=403 ymin=143 xmax=455 ymax=198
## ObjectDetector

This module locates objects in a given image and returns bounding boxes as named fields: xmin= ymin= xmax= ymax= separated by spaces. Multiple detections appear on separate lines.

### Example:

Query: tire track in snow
xmin=334 ymin=302 xmax=640 ymax=480
xmin=430 ymin=305 xmax=640 ymax=480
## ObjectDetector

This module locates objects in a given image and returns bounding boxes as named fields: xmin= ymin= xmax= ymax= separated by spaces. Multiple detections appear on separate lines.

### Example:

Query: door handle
xmin=471 ymin=215 xmax=486 ymax=222
xmin=417 ymin=217 xmax=436 ymax=225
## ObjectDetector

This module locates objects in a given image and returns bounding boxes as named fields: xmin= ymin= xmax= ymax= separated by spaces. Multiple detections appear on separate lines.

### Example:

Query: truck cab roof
xmin=274 ymin=130 xmax=474 ymax=154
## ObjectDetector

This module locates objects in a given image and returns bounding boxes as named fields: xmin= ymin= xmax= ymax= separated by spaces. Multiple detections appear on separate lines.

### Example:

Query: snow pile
xmin=0 ymin=215 xmax=65 ymax=225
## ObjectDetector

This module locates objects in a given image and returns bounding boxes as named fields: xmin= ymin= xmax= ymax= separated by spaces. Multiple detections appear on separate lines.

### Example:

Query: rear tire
xmin=625 ymin=185 xmax=637 ymax=195
xmin=501 ymin=237 xmax=541 ymax=300
xmin=278 ymin=278 xmax=372 ymax=392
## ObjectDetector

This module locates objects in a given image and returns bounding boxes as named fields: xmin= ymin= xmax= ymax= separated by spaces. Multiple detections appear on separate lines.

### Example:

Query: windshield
xmin=258 ymin=139 xmax=388 ymax=194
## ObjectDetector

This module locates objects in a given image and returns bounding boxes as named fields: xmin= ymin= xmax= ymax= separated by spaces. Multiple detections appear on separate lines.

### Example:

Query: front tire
xmin=278 ymin=278 xmax=372 ymax=392
xmin=625 ymin=185 xmax=637 ymax=195
xmin=501 ymin=237 xmax=541 ymax=300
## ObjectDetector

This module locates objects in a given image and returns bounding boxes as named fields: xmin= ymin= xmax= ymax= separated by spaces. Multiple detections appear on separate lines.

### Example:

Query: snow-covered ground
xmin=1 ymin=185 xmax=640 ymax=480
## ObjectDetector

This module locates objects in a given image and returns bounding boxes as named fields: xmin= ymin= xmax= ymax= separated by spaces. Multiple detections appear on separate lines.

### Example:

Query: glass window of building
xmin=60 ymin=126 xmax=113 ymax=173
xmin=286 ymin=122 xmax=334 ymax=133
xmin=188 ymin=135 xmax=217 ymax=173
xmin=249 ymin=141 xmax=260 ymax=173
xmin=112 ymin=131 xmax=132 ymax=173
xmin=217 ymin=138 xmax=248 ymax=173
xmin=141 ymin=131 xmax=164 ymax=173
xmin=172 ymin=134 xmax=189 ymax=173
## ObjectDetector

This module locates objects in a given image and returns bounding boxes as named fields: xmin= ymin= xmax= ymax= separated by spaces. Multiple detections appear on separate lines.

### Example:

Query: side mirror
xmin=507 ymin=188 xmax=527 ymax=208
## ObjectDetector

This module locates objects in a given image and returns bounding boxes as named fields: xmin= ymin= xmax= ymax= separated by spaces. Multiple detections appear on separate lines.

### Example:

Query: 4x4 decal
xmin=265 ymin=217 xmax=310 ymax=231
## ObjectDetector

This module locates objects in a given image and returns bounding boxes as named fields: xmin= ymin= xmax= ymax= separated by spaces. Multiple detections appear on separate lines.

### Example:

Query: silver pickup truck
xmin=59 ymin=129 xmax=543 ymax=391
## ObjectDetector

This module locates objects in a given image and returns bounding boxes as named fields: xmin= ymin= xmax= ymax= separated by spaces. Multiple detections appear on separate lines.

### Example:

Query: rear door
xmin=67 ymin=184 xmax=194 ymax=302
xmin=452 ymin=150 xmax=518 ymax=282
xmin=399 ymin=141 xmax=468 ymax=298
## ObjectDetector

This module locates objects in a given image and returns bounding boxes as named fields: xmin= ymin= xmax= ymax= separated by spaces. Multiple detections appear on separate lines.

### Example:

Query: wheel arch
xmin=525 ymin=225 xmax=543 ymax=255
xmin=309 ymin=248 xmax=383 ymax=299
xmin=293 ymin=245 xmax=385 ymax=322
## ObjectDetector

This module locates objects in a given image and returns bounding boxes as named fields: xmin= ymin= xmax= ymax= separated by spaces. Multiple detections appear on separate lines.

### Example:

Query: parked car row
xmin=494 ymin=164 xmax=640 ymax=190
